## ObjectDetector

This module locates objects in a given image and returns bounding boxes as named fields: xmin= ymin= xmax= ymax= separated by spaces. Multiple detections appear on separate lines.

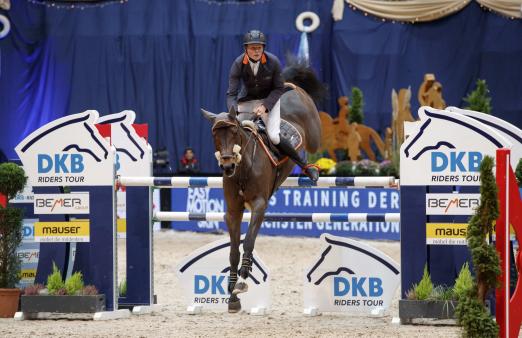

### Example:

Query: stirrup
xmin=302 ymin=164 xmax=320 ymax=181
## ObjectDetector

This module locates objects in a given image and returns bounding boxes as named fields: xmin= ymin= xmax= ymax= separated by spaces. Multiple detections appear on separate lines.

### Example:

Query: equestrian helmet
xmin=243 ymin=30 xmax=266 ymax=46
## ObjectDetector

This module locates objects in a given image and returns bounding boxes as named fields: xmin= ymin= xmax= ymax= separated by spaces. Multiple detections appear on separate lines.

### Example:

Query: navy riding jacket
xmin=226 ymin=51 xmax=285 ymax=112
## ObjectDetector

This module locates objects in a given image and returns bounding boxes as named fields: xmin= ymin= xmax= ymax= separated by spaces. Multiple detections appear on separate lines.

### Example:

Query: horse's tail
xmin=282 ymin=62 xmax=328 ymax=104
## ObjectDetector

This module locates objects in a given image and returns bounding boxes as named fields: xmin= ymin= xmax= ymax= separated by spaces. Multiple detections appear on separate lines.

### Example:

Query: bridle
xmin=211 ymin=117 xmax=255 ymax=179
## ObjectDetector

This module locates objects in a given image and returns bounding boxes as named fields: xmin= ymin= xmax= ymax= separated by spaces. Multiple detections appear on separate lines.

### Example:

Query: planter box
xmin=399 ymin=299 xmax=457 ymax=324
xmin=21 ymin=295 xmax=106 ymax=314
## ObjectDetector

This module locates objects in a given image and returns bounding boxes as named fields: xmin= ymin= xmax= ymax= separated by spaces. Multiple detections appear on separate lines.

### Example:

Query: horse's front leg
xmin=225 ymin=208 xmax=243 ymax=313
xmin=233 ymin=196 xmax=267 ymax=295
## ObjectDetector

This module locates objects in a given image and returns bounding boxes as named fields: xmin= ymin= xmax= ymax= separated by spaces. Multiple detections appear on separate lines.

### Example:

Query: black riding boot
xmin=276 ymin=137 xmax=319 ymax=182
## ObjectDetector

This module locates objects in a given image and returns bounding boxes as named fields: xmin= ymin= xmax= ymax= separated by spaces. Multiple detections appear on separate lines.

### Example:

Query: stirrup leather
xmin=302 ymin=163 xmax=320 ymax=174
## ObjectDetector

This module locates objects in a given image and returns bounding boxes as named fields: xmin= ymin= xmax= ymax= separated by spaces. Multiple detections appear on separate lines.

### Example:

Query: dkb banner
xmin=171 ymin=187 xmax=400 ymax=240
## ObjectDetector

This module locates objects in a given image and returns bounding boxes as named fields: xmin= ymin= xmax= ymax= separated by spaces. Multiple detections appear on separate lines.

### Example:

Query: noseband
xmin=212 ymin=119 xmax=243 ymax=166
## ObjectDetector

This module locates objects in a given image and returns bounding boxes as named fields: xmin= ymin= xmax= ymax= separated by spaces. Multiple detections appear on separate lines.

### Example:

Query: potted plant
xmin=463 ymin=79 xmax=492 ymax=114
xmin=0 ymin=163 xmax=27 ymax=318
xmin=21 ymin=263 xmax=105 ymax=315
xmin=399 ymin=263 xmax=472 ymax=324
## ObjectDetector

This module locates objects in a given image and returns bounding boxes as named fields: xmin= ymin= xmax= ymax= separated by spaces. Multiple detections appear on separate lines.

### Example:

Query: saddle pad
xmin=280 ymin=119 xmax=302 ymax=149
xmin=244 ymin=118 xmax=302 ymax=167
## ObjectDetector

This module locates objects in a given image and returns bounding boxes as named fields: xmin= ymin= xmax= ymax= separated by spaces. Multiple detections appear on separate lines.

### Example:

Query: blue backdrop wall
xmin=1 ymin=0 xmax=521 ymax=172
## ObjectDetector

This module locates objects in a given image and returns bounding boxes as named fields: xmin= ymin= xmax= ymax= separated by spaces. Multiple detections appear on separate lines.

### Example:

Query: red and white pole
xmin=496 ymin=148 xmax=522 ymax=338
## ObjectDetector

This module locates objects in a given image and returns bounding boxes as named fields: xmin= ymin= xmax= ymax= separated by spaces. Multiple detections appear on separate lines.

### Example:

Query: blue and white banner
xmin=171 ymin=187 xmax=400 ymax=240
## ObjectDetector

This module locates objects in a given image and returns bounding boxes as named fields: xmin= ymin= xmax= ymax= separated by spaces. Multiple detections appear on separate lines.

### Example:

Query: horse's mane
xmin=282 ymin=60 xmax=328 ymax=104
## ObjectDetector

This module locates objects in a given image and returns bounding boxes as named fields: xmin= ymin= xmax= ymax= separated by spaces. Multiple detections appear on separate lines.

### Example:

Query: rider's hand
xmin=254 ymin=105 xmax=267 ymax=117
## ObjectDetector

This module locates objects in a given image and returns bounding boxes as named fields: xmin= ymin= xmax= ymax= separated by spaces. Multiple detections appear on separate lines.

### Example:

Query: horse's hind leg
xmin=225 ymin=209 xmax=243 ymax=313
xmin=234 ymin=197 xmax=267 ymax=294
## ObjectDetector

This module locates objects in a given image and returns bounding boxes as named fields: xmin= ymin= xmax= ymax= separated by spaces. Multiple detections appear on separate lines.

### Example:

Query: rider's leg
xmin=275 ymin=137 xmax=319 ymax=181
xmin=267 ymin=100 xmax=319 ymax=182
xmin=266 ymin=100 xmax=281 ymax=145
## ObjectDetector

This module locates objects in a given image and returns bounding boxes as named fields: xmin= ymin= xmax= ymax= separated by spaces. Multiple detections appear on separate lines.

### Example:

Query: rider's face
xmin=246 ymin=44 xmax=264 ymax=61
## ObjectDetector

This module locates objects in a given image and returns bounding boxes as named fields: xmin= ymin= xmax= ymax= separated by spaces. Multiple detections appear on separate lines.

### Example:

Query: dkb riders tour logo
xmin=400 ymin=107 xmax=510 ymax=186
xmin=176 ymin=235 xmax=270 ymax=313
xmin=303 ymin=234 xmax=400 ymax=313
xmin=15 ymin=110 xmax=114 ymax=187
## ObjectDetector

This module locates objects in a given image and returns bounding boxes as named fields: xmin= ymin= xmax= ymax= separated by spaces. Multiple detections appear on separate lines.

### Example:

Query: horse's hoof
xmin=228 ymin=299 xmax=241 ymax=313
xmin=232 ymin=281 xmax=248 ymax=295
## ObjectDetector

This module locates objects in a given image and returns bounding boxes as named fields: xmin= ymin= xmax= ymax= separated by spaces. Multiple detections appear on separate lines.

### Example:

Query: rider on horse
xmin=226 ymin=30 xmax=319 ymax=182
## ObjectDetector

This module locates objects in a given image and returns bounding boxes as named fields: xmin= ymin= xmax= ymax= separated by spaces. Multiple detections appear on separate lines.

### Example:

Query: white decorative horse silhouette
xmin=15 ymin=110 xmax=114 ymax=186
xmin=448 ymin=106 xmax=522 ymax=169
xmin=303 ymin=234 xmax=400 ymax=313
xmin=176 ymin=235 xmax=270 ymax=313
xmin=400 ymin=107 xmax=511 ymax=186
xmin=98 ymin=110 xmax=151 ymax=177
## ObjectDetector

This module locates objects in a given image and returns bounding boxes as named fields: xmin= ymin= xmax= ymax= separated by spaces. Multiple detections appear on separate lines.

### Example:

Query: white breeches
xmin=237 ymin=99 xmax=281 ymax=145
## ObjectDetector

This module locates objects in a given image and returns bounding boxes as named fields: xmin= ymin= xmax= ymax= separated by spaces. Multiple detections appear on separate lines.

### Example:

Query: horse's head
xmin=201 ymin=107 xmax=243 ymax=177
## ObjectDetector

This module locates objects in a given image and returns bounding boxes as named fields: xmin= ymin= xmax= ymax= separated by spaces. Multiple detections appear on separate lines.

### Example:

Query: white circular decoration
xmin=0 ymin=15 xmax=10 ymax=39
xmin=295 ymin=11 xmax=320 ymax=33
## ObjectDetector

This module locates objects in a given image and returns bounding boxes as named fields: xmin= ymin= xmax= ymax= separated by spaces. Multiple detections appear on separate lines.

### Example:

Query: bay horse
xmin=201 ymin=63 xmax=326 ymax=312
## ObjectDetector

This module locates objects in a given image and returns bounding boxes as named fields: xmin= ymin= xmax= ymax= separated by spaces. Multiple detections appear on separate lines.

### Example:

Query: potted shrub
xmin=21 ymin=263 xmax=105 ymax=315
xmin=399 ymin=263 xmax=472 ymax=324
xmin=0 ymin=163 xmax=27 ymax=318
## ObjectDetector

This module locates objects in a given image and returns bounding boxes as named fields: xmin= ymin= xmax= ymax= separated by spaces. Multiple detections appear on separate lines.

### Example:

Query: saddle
xmin=241 ymin=118 xmax=303 ymax=167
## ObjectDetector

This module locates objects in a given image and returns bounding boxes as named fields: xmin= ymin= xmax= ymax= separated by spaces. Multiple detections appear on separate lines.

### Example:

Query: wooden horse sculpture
xmin=320 ymin=96 xmax=386 ymax=161
xmin=391 ymin=87 xmax=415 ymax=149
xmin=319 ymin=96 xmax=350 ymax=159
xmin=418 ymin=73 xmax=446 ymax=109
xmin=201 ymin=64 xmax=325 ymax=313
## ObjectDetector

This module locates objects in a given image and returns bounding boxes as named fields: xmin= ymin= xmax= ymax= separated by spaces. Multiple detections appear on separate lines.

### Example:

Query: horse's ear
xmin=201 ymin=108 xmax=217 ymax=122
xmin=228 ymin=105 xmax=237 ymax=119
